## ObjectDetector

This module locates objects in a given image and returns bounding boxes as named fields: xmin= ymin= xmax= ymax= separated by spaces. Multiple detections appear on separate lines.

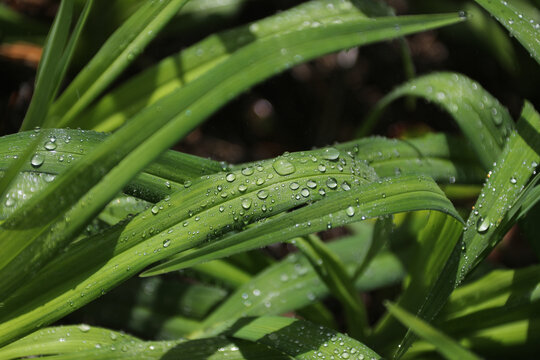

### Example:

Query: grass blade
xmin=294 ymin=235 xmax=368 ymax=340
xmin=474 ymin=0 xmax=540 ymax=64
xmin=44 ymin=0 xmax=191 ymax=128
xmin=394 ymin=101 xmax=540 ymax=358
xmin=0 ymin=325 xmax=290 ymax=360
xmin=386 ymin=302 xmax=482 ymax=360
xmin=228 ymin=316 xmax=382 ymax=360
xmin=359 ymin=72 xmax=514 ymax=169
xmin=142 ymin=175 xmax=462 ymax=276
xmin=19 ymin=0 xmax=73 ymax=131
xmin=197 ymin=234 xmax=405 ymax=338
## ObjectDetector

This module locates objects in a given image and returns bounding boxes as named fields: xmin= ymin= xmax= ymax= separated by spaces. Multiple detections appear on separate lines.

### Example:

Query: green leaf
xmin=196 ymin=234 xmax=405 ymax=339
xmin=386 ymin=302 xmax=482 ymax=360
xmin=394 ymin=101 xmax=540 ymax=358
xmin=372 ymin=211 xmax=463 ymax=353
xmin=0 ymin=325 xmax=290 ymax=360
xmin=142 ymin=174 xmax=462 ymax=276
xmin=474 ymin=0 xmax=540 ymax=64
xmin=45 ymin=0 xmax=191 ymax=128
xmin=459 ymin=101 xmax=540 ymax=280
xmin=228 ymin=316 xmax=382 ymax=360
xmin=359 ymin=72 xmax=514 ymax=169
xmin=20 ymin=0 xmax=74 ymax=131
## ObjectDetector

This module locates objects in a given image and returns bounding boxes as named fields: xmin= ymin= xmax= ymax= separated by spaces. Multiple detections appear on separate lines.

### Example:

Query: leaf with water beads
xmin=142 ymin=175 xmax=462 ymax=276
xmin=474 ymin=0 xmax=540 ymax=64
xmin=394 ymin=101 xmax=540 ymax=358
xmin=0 ymin=146 xmax=377 ymax=345
xmin=360 ymin=72 xmax=514 ymax=169
xmin=228 ymin=316 xmax=382 ymax=360
xmin=0 ymin=324 xmax=290 ymax=359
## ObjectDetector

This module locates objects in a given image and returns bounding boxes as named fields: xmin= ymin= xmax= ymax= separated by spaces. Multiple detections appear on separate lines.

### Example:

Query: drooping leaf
xmin=360 ymin=72 xmax=514 ymax=169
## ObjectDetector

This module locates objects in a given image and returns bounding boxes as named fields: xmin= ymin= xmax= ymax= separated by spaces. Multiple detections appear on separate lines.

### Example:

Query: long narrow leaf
xmin=474 ymin=0 xmax=540 ymax=64
xmin=44 ymin=0 xmax=191 ymax=128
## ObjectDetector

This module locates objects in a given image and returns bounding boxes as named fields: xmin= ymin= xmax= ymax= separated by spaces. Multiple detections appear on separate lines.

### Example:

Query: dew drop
xmin=31 ymin=154 xmax=44 ymax=168
xmin=241 ymin=198 xmax=252 ymax=209
xmin=241 ymin=167 xmax=254 ymax=176
xmin=184 ymin=180 xmax=192 ymax=188
xmin=151 ymin=205 xmax=159 ymax=215
xmin=257 ymin=189 xmax=269 ymax=199
xmin=162 ymin=239 xmax=171 ymax=248
xmin=307 ymin=180 xmax=317 ymax=189
xmin=510 ymin=176 xmax=517 ymax=184
xmin=300 ymin=188 xmax=310 ymax=197
xmin=476 ymin=218 xmax=490 ymax=233
xmin=78 ymin=324 xmax=91 ymax=332
xmin=273 ymin=159 xmax=296 ymax=175
xmin=289 ymin=182 xmax=300 ymax=190
xmin=238 ymin=184 xmax=248 ymax=192
xmin=322 ymin=147 xmax=340 ymax=160
xmin=318 ymin=164 xmax=326 ymax=172
xmin=326 ymin=177 xmax=338 ymax=189
xmin=44 ymin=141 xmax=57 ymax=151
xmin=341 ymin=181 xmax=351 ymax=191
xmin=346 ymin=206 xmax=355 ymax=217
xmin=226 ymin=173 xmax=236 ymax=182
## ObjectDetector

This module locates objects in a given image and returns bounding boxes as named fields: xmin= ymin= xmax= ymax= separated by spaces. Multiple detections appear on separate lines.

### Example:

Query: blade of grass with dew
xmin=143 ymin=174 xmax=462 ymax=276
xmin=69 ymin=0 xmax=390 ymax=131
xmin=43 ymin=0 xmax=191 ymax=128
xmin=293 ymin=235 xmax=368 ymax=340
xmin=359 ymin=72 xmax=514 ymax=169
xmin=0 ymin=11 xmax=469 ymax=304
xmin=335 ymin=133 xmax=485 ymax=183
xmin=0 ymin=325 xmax=291 ymax=360
xmin=0 ymin=147 xmax=372 ymax=344
xmin=0 ymin=158 xmax=450 ymax=345
xmin=386 ymin=302 xmax=482 ymax=360
xmin=474 ymin=0 xmax=540 ymax=64
xmin=394 ymin=101 xmax=540 ymax=358
xmin=229 ymin=316 xmax=381 ymax=360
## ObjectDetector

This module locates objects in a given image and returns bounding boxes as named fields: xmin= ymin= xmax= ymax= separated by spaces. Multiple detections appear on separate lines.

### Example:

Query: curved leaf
xmin=142 ymin=175 xmax=462 ymax=276
xmin=360 ymin=72 xmax=514 ymax=169
xmin=474 ymin=0 xmax=540 ymax=64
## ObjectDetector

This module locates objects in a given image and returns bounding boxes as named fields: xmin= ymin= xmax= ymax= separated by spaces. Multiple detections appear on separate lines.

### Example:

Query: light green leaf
xmin=0 ymin=325 xmax=290 ymax=360
xmin=474 ymin=0 xmax=540 ymax=64
xmin=386 ymin=302 xmax=482 ymax=360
